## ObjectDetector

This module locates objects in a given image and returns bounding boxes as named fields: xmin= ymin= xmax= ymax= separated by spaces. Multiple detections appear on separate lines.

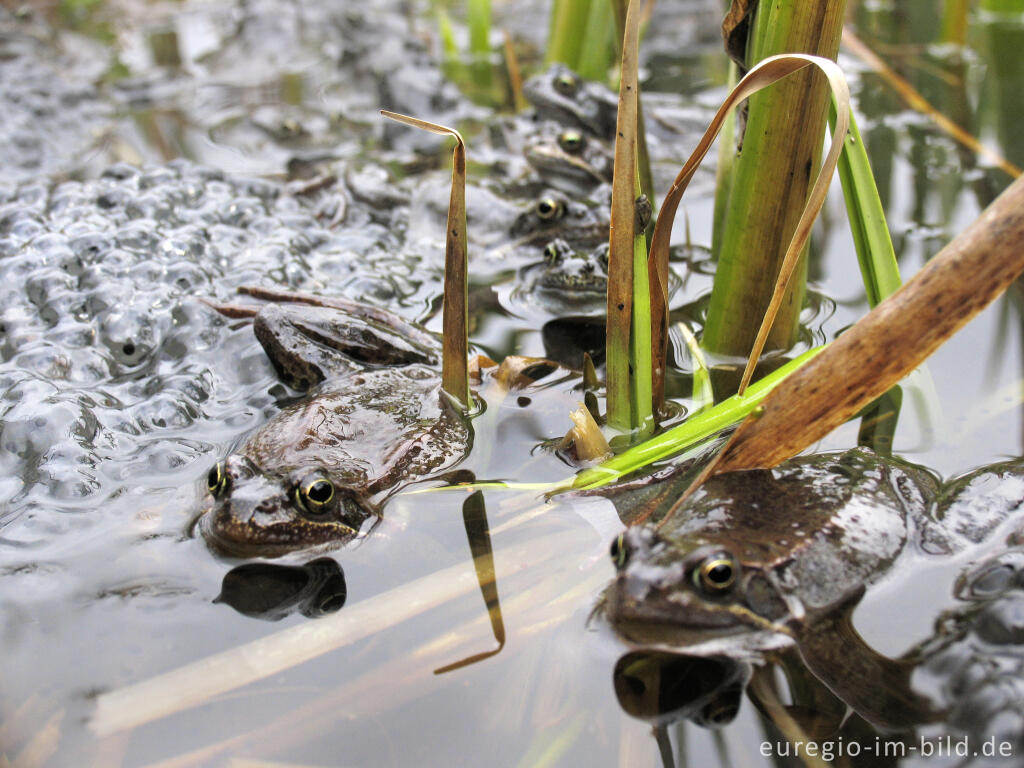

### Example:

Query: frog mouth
xmin=536 ymin=271 xmax=607 ymax=294
xmin=606 ymin=575 xmax=798 ymax=653
xmin=525 ymin=146 xmax=606 ymax=184
xmin=200 ymin=505 xmax=362 ymax=558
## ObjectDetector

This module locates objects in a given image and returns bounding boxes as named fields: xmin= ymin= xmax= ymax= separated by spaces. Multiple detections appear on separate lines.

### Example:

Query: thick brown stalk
xmin=713 ymin=174 xmax=1024 ymax=474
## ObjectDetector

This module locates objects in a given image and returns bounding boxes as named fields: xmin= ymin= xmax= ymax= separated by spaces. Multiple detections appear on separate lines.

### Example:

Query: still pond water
xmin=1 ymin=0 xmax=1023 ymax=765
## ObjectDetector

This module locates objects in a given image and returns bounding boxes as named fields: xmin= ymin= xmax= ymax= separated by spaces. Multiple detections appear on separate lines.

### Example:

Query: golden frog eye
xmin=610 ymin=533 xmax=628 ymax=569
xmin=207 ymin=461 xmax=229 ymax=498
xmin=558 ymin=130 xmax=585 ymax=154
xmin=544 ymin=241 xmax=561 ymax=265
xmin=535 ymin=196 xmax=564 ymax=221
xmin=694 ymin=552 xmax=739 ymax=593
xmin=554 ymin=72 xmax=579 ymax=96
xmin=294 ymin=475 xmax=335 ymax=514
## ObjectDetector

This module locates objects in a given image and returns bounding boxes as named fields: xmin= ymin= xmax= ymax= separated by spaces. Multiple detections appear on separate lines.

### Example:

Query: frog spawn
xmin=0 ymin=161 xmax=423 ymax=549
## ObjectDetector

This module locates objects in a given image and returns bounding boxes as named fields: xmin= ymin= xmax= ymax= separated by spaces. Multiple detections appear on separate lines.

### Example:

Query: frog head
xmin=606 ymin=524 xmax=795 ymax=644
xmin=200 ymin=454 xmax=374 ymax=557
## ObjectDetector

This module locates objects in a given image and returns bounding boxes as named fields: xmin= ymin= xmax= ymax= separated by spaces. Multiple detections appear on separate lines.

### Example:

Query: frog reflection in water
xmin=199 ymin=287 xmax=472 ymax=557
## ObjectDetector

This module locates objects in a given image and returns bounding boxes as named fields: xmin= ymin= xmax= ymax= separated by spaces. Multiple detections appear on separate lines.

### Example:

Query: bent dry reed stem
xmin=713 ymin=173 xmax=1024 ymax=475
xmin=648 ymin=54 xmax=852 ymax=406
xmin=380 ymin=111 xmax=470 ymax=409
xmin=702 ymin=0 xmax=847 ymax=359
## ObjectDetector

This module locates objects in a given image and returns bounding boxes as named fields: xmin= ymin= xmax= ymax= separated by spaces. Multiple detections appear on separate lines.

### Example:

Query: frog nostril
xmin=253 ymin=500 xmax=278 ymax=518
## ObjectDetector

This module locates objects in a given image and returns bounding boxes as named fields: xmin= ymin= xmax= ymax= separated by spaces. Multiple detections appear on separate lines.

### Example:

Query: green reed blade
xmin=575 ymin=0 xmax=615 ymax=81
xmin=568 ymin=345 xmax=826 ymax=490
xmin=437 ymin=10 xmax=467 ymax=85
xmin=468 ymin=0 xmax=492 ymax=87
xmin=711 ymin=62 xmax=738 ymax=260
xmin=829 ymin=104 xmax=901 ymax=307
xmin=546 ymin=0 xmax=591 ymax=68
xmin=629 ymin=169 xmax=653 ymax=437
xmin=941 ymin=0 xmax=970 ymax=44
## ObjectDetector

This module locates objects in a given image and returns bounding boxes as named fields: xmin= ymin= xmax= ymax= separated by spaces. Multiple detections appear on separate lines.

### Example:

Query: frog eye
xmin=610 ymin=533 xmax=628 ymax=569
xmin=558 ymin=130 xmax=585 ymax=154
xmin=536 ymin=196 xmax=564 ymax=221
xmin=554 ymin=72 xmax=579 ymax=96
xmin=294 ymin=475 xmax=335 ymax=515
xmin=544 ymin=242 xmax=561 ymax=265
xmin=693 ymin=552 xmax=739 ymax=594
xmin=207 ymin=461 xmax=229 ymax=498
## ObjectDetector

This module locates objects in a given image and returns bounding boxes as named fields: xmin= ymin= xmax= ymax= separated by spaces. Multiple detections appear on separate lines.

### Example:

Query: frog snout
xmin=214 ymin=474 xmax=287 ymax=525
xmin=564 ymin=256 xmax=597 ymax=276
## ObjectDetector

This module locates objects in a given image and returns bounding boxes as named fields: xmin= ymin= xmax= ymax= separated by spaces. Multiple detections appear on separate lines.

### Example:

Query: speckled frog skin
xmin=524 ymin=64 xmax=619 ymax=140
xmin=199 ymin=290 xmax=470 ymax=557
xmin=524 ymin=125 xmax=613 ymax=194
xmin=512 ymin=238 xmax=609 ymax=315
xmin=606 ymin=448 xmax=937 ymax=644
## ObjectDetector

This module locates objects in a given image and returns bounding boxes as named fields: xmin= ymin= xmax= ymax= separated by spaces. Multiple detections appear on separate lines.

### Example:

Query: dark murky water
xmin=1 ymin=0 xmax=1022 ymax=765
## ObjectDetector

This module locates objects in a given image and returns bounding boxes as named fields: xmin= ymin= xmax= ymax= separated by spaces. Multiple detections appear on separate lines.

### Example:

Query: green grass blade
xmin=711 ymin=62 xmax=738 ymax=260
xmin=468 ymin=0 xmax=492 ymax=87
xmin=829 ymin=103 xmax=902 ymax=306
xmin=575 ymin=0 xmax=615 ymax=81
xmin=630 ymin=201 xmax=653 ymax=437
xmin=437 ymin=10 xmax=466 ymax=84
xmin=546 ymin=0 xmax=591 ymax=68
xmin=569 ymin=345 xmax=826 ymax=490
xmin=941 ymin=0 xmax=970 ymax=44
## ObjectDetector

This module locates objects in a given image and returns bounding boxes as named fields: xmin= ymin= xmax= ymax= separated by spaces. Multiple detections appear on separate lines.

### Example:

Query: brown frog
xmin=524 ymin=64 xmax=619 ymax=140
xmin=198 ymin=287 xmax=470 ymax=557
xmin=524 ymin=125 xmax=613 ymax=195
xmin=605 ymin=448 xmax=934 ymax=644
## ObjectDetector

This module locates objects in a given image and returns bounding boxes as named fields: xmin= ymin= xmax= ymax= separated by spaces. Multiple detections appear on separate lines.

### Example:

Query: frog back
xmin=661 ymin=449 xmax=933 ymax=612
xmin=242 ymin=365 xmax=469 ymax=495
